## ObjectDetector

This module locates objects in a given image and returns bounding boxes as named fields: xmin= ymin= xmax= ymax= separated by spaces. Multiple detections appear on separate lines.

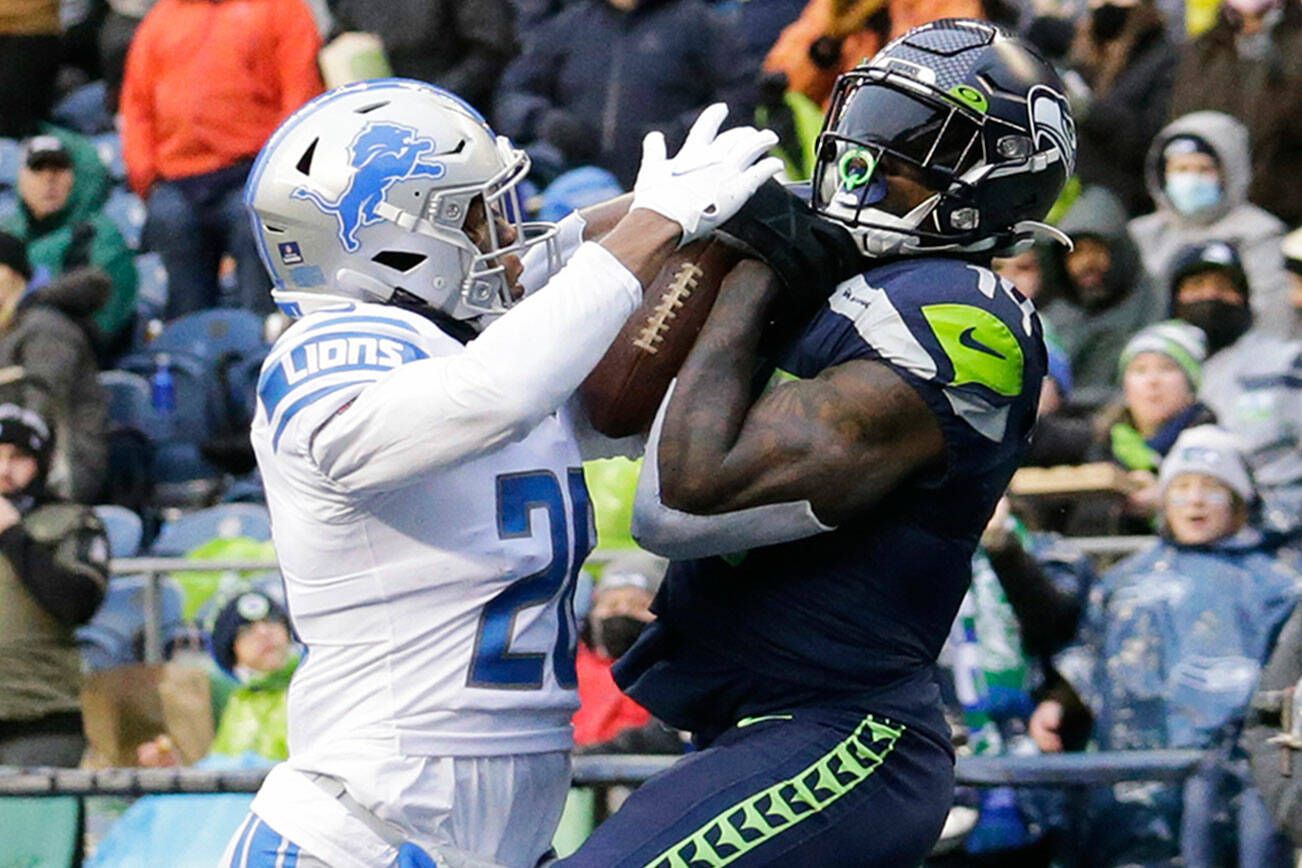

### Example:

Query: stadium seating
xmin=148 ymin=308 xmax=268 ymax=366
xmin=134 ymin=252 xmax=169 ymax=316
xmin=151 ymin=503 xmax=276 ymax=620
xmin=114 ymin=309 xmax=271 ymax=503
xmin=52 ymin=81 xmax=113 ymax=136
xmin=0 ymin=137 xmax=20 ymax=189
xmin=151 ymin=503 xmax=272 ymax=556
xmin=94 ymin=504 xmax=144 ymax=560
xmin=104 ymin=187 xmax=147 ymax=250
xmin=100 ymin=369 xmax=161 ymax=432
xmin=115 ymin=351 xmax=225 ymax=504
xmin=77 ymin=573 xmax=187 ymax=671
xmin=149 ymin=309 xmax=269 ymax=428
xmin=117 ymin=350 xmax=221 ymax=445
xmin=221 ymin=352 xmax=266 ymax=431
xmin=91 ymin=130 xmax=127 ymax=182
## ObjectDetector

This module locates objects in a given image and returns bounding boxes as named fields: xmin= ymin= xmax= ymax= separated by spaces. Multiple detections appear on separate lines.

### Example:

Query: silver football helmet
xmin=245 ymin=78 xmax=557 ymax=320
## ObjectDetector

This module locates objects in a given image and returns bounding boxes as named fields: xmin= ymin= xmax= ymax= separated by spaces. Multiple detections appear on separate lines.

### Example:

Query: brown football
xmin=581 ymin=237 xmax=741 ymax=438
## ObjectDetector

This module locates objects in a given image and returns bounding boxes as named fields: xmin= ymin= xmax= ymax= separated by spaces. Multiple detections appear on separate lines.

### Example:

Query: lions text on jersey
xmin=254 ymin=303 xmax=593 ymax=759
xmin=241 ymin=223 xmax=643 ymax=866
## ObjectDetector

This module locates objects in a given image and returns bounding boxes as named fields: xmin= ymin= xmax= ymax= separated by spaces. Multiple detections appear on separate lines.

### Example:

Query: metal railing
xmin=111 ymin=557 xmax=282 ymax=664
xmin=110 ymin=535 xmax=1160 ymax=664
xmin=0 ymin=749 xmax=1206 ymax=797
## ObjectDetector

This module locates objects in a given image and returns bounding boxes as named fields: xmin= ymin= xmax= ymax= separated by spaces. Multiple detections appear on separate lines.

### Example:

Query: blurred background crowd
xmin=2 ymin=0 xmax=1302 ymax=864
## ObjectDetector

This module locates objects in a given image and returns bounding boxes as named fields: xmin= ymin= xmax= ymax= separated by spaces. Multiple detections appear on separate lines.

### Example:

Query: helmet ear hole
xmin=372 ymin=251 xmax=428 ymax=273
xmin=296 ymin=139 xmax=319 ymax=176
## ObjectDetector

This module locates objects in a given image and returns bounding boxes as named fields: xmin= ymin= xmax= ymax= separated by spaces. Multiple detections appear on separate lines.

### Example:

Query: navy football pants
xmin=558 ymin=707 xmax=953 ymax=867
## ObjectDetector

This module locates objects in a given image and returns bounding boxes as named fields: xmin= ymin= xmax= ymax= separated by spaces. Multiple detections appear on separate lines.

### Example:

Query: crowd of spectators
xmin=1 ymin=0 xmax=1302 ymax=864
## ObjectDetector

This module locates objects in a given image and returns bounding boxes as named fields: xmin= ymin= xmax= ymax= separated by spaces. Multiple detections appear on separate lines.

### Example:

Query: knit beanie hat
xmin=0 ymin=403 xmax=54 ymax=476
xmin=1158 ymin=425 xmax=1255 ymax=504
xmin=1168 ymin=240 xmax=1250 ymax=305
xmin=1119 ymin=320 xmax=1207 ymax=390
xmin=211 ymin=590 xmax=289 ymax=675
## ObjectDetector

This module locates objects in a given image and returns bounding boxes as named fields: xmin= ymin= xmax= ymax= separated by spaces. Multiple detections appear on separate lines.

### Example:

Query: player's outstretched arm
xmin=307 ymin=111 xmax=780 ymax=493
xmin=650 ymin=260 xmax=946 ymax=528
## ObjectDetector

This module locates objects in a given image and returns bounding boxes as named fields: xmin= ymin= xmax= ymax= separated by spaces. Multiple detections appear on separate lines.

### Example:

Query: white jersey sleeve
xmin=261 ymin=241 xmax=641 ymax=495
xmin=517 ymin=209 xmax=588 ymax=297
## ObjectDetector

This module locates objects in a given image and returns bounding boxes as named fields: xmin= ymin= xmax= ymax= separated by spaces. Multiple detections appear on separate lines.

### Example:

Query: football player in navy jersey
xmin=557 ymin=19 xmax=1076 ymax=867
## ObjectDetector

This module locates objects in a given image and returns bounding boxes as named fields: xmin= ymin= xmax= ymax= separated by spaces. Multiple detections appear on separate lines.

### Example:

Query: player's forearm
xmin=516 ymin=195 xmax=641 ymax=294
xmin=657 ymin=261 xmax=781 ymax=513
xmin=313 ymin=243 xmax=644 ymax=490
xmin=579 ymin=194 xmax=633 ymax=240
xmin=597 ymin=209 xmax=683 ymax=286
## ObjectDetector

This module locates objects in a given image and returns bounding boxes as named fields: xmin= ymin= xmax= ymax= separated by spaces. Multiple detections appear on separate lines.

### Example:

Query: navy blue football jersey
xmin=614 ymin=256 xmax=1048 ymax=744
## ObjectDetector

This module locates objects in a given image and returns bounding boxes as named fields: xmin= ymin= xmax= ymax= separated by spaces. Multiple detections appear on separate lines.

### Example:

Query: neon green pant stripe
xmin=642 ymin=714 xmax=906 ymax=868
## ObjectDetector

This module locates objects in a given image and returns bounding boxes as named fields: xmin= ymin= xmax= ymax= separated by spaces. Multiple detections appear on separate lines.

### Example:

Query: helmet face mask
xmin=812 ymin=20 xmax=1076 ymax=259
xmin=246 ymin=79 xmax=559 ymax=322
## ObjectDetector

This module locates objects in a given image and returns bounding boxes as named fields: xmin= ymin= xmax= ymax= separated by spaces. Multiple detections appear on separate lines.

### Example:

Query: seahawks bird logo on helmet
xmin=812 ymin=19 xmax=1075 ymax=258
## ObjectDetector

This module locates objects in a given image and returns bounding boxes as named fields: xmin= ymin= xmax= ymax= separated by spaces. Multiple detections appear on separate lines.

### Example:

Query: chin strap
xmin=1011 ymin=220 xmax=1073 ymax=251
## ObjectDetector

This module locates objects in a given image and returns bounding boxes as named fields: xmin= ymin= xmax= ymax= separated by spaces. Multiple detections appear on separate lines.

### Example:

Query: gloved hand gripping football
xmin=631 ymin=103 xmax=783 ymax=245
xmin=713 ymin=178 xmax=867 ymax=344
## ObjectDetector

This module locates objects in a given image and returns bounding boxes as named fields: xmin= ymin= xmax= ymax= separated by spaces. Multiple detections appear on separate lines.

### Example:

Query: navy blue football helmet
xmin=813 ymin=19 xmax=1075 ymax=258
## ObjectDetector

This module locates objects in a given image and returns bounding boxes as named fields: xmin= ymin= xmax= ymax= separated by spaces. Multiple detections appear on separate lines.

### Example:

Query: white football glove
xmin=630 ymin=103 xmax=783 ymax=245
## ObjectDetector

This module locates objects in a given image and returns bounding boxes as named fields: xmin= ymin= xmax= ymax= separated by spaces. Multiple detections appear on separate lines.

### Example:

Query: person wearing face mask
xmin=1129 ymin=116 xmax=1291 ymax=334
xmin=1169 ymin=240 xmax=1256 ymax=354
xmin=1040 ymin=186 xmax=1161 ymax=409
xmin=1067 ymin=0 xmax=1177 ymax=215
xmin=1185 ymin=236 xmax=1302 ymax=533
xmin=572 ymin=552 xmax=683 ymax=755
xmin=1038 ymin=426 xmax=1301 ymax=868
xmin=1169 ymin=0 xmax=1302 ymax=226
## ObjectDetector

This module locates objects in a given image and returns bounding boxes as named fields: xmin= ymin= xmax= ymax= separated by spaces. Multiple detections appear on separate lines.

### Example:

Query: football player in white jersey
xmin=219 ymin=79 xmax=780 ymax=868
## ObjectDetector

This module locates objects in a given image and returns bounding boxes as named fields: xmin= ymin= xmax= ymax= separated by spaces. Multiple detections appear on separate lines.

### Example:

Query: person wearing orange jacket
xmin=120 ymin=0 xmax=323 ymax=318
xmin=763 ymin=0 xmax=986 ymax=106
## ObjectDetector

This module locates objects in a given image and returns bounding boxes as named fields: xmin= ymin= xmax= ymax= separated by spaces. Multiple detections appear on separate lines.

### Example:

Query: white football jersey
xmin=254 ymin=300 xmax=595 ymax=759
xmin=250 ymin=232 xmax=642 ymax=770
xmin=246 ymin=228 xmax=643 ymax=864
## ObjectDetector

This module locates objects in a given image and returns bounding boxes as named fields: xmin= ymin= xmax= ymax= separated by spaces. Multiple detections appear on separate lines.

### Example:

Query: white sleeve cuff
xmin=519 ymin=209 xmax=589 ymax=296
xmin=630 ymin=383 xmax=834 ymax=559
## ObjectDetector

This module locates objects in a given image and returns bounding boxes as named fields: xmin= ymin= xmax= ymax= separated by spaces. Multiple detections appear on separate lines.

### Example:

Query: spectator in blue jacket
xmin=493 ymin=0 xmax=759 ymax=187
xmin=1041 ymin=426 xmax=1302 ymax=867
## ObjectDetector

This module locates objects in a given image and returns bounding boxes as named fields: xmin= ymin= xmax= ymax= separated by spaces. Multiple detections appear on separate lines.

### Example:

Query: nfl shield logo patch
xmin=279 ymin=242 xmax=304 ymax=265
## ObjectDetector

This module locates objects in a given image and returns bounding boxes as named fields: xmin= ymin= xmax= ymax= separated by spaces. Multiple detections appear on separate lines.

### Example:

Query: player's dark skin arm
xmin=579 ymin=194 xmax=633 ymax=240
xmin=657 ymin=259 xmax=947 ymax=526
xmin=470 ymin=192 xmax=674 ymax=290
